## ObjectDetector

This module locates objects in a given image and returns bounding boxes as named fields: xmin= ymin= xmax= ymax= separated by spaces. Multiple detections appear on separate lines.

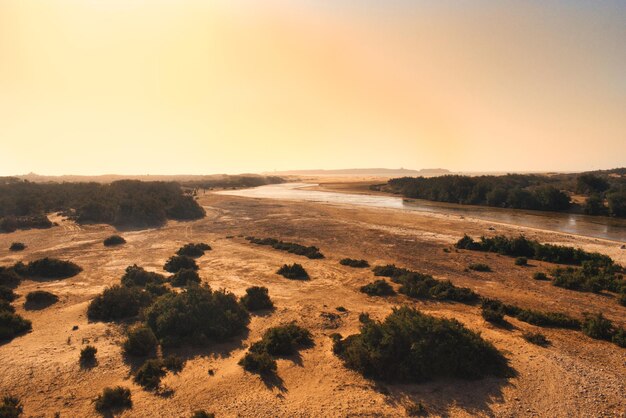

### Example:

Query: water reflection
xmin=217 ymin=183 xmax=626 ymax=242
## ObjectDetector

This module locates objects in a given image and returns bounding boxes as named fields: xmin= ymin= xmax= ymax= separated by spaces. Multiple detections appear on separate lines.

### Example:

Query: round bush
xmin=240 ymin=286 xmax=274 ymax=311
xmin=533 ymin=272 xmax=549 ymax=281
xmin=238 ymin=351 xmax=277 ymax=375
xmin=163 ymin=255 xmax=198 ymax=273
xmin=134 ymin=359 xmax=166 ymax=390
xmin=123 ymin=326 xmax=158 ymax=356
xmin=24 ymin=290 xmax=58 ymax=309
xmin=87 ymin=285 xmax=152 ymax=322
xmin=8 ymin=242 xmax=26 ymax=252
xmin=515 ymin=257 xmax=528 ymax=266
xmin=276 ymin=263 xmax=309 ymax=280
xmin=360 ymin=280 xmax=395 ymax=296
xmin=176 ymin=243 xmax=211 ymax=258
xmin=103 ymin=235 xmax=126 ymax=246
xmin=94 ymin=386 xmax=132 ymax=412
xmin=80 ymin=345 xmax=97 ymax=364
xmin=170 ymin=268 xmax=201 ymax=287
xmin=26 ymin=258 xmax=82 ymax=279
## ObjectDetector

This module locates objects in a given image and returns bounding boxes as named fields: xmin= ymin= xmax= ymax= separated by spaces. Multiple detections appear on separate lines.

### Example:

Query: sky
xmin=1 ymin=0 xmax=625 ymax=175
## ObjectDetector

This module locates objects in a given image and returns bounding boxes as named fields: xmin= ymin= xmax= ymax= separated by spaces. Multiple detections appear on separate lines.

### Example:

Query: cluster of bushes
xmin=103 ymin=235 xmax=126 ymax=246
xmin=23 ymin=258 xmax=82 ymax=279
xmin=133 ymin=356 xmax=184 ymax=390
xmin=481 ymin=298 xmax=581 ymax=329
xmin=87 ymin=285 xmax=154 ymax=321
xmin=0 ymin=179 xmax=206 ymax=230
xmin=0 ymin=395 xmax=23 ymax=417
xmin=24 ymin=290 xmax=58 ymax=309
xmin=456 ymin=235 xmax=615 ymax=267
xmin=340 ymin=258 xmax=369 ymax=268
xmin=8 ymin=242 xmax=25 ymax=252
xmin=164 ymin=255 xmax=198 ymax=273
xmin=120 ymin=265 xmax=166 ymax=288
xmin=360 ymin=280 xmax=395 ymax=296
xmin=176 ymin=243 xmax=211 ymax=258
xmin=277 ymin=264 xmax=309 ymax=280
xmin=373 ymin=265 xmax=479 ymax=304
xmin=332 ymin=306 xmax=510 ymax=382
xmin=240 ymin=286 xmax=274 ymax=311
xmin=123 ymin=326 xmax=158 ymax=356
xmin=246 ymin=237 xmax=324 ymax=259
xmin=581 ymin=313 xmax=626 ymax=348
xmin=239 ymin=324 xmax=313 ymax=375
xmin=169 ymin=268 xmax=201 ymax=287
xmin=386 ymin=174 xmax=571 ymax=212
xmin=551 ymin=263 xmax=624 ymax=296
xmin=94 ymin=386 xmax=132 ymax=413
xmin=0 ymin=215 xmax=52 ymax=233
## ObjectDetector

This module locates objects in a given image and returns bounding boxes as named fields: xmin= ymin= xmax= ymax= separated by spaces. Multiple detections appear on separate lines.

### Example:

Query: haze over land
xmin=1 ymin=0 xmax=626 ymax=176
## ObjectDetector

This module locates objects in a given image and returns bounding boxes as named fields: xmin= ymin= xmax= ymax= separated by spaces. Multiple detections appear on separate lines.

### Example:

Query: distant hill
xmin=264 ymin=168 xmax=452 ymax=177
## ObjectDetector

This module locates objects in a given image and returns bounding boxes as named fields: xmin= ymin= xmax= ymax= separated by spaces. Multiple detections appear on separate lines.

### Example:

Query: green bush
xmin=481 ymin=300 xmax=505 ymax=325
xmin=0 ymin=286 xmax=17 ymax=303
xmin=169 ymin=268 xmax=201 ymax=287
xmin=191 ymin=411 xmax=215 ymax=418
xmin=176 ymin=243 xmax=211 ymax=258
xmin=515 ymin=257 xmax=528 ymax=266
xmin=24 ymin=290 xmax=58 ymax=309
xmin=250 ymin=323 xmax=313 ymax=356
xmin=103 ymin=235 xmax=126 ymax=246
xmin=522 ymin=332 xmax=549 ymax=347
xmin=134 ymin=359 xmax=166 ymax=390
xmin=0 ymin=395 xmax=23 ymax=418
xmin=162 ymin=355 xmax=185 ymax=373
xmin=533 ymin=272 xmax=549 ymax=281
xmin=8 ymin=242 xmax=25 ymax=252
xmin=0 ymin=267 xmax=22 ymax=289
xmin=360 ymin=280 xmax=395 ymax=296
xmin=372 ymin=264 xmax=410 ymax=278
xmin=246 ymin=237 xmax=324 ymax=259
xmin=340 ymin=258 xmax=369 ymax=268
xmin=94 ymin=386 xmax=132 ymax=413
xmin=504 ymin=305 xmax=580 ymax=329
xmin=333 ymin=306 xmax=510 ymax=382
xmin=120 ymin=265 xmax=166 ymax=288
xmin=80 ymin=345 xmax=97 ymax=364
xmin=87 ymin=285 xmax=153 ymax=322
xmin=581 ymin=313 xmax=614 ymax=341
xmin=276 ymin=264 xmax=309 ymax=280
xmin=240 ymin=286 xmax=274 ymax=311
xmin=25 ymin=258 xmax=82 ymax=279
xmin=468 ymin=263 xmax=491 ymax=272
xmin=238 ymin=351 xmax=277 ymax=375
xmin=123 ymin=326 xmax=158 ymax=356
xmin=395 ymin=271 xmax=479 ymax=304
xmin=163 ymin=255 xmax=198 ymax=273
xmin=612 ymin=328 xmax=626 ymax=348
xmin=0 ymin=311 xmax=32 ymax=341
xmin=146 ymin=285 xmax=249 ymax=347
xmin=551 ymin=263 xmax=623 ymax=295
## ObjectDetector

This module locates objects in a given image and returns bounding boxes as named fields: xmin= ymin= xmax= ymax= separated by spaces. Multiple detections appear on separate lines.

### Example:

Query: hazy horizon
xmin=2 ymin=0 xmax=625 ymax=176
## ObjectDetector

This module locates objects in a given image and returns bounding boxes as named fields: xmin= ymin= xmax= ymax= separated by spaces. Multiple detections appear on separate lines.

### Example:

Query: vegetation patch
xmin=94 ymin=386 xmax=132 ymax=413
xmin=0 ymin=286 xmax=17 ymax=303
xmin=24 ymin=290 xmax=59 ymax=309
xmin=0 ymin=215 xmax=52 ymax=233
xmin=134 ymin=359 xmax=167 ymax=390
xmin=103 ymin=235 xmax=126 ymax=246
xmin=169 ymin=268 xmax=201 ymax=287
xmin=340 ymin=258 xmax=369 ymax=268
xmin=80 ymin=345 xmax=97 ymax=365
xmin=0 ymin=266 xmax=22 ymax=289
xmin=146 ymin=285 xmax=249 ymax=347
xmin=360 ymin=280 xmax=395 ymax=296
xmin=522 ymin=332 xmax=550 ymax=347
xmin=0 ymin=311 xmax=32 ymax=341
xmin=24 ymin=258 xmax=82 ymax=279
xmin=191 ymin=410 xmax=216 ymax=418
xmin=240 ymin=286 xmax=274 ymax=311
xmin=533 ymin=272 xmax=549 ymax=281
xmin=481 ymin=299 xmax=506 ymax=325
xmin=8 ymin=242 xmax=25 ymax=252
xmin=123 ymin=326 xmax=158 ymax=356
xmin=246 ymin=237 xmax=324 ymax=259
xmin=277 ymin=263 xmax=309 ymax=280
xmin=249 ymin=323 xmax=314 ymax=357
xmin=551 ymin=263 xmax=624 ymax=295
xmin=332 ymin=306 xmax=510 ymax=382
xmin=0 ymin=395 xmax=23 ymax=417
xmin=176 ymin=243 xmax=211 ymax=258
xmin=120 ymin=265 xmax=166 ymax=288
xmin=468 ymin=263 xmax=492 ymax=272
xmin=515 ymin=257 xmax=528 ymax=266
xmin=238 ymin=351 xmax=277 ymax=375
xmin=163 ymin=255 xmax=198 ymax=273
xmin=87 ymin=285 xmax=153 ymax=322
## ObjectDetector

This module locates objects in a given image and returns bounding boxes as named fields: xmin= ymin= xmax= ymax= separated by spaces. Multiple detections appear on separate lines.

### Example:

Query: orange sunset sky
xmin=1 ymin=0 xmax=625 ymax=175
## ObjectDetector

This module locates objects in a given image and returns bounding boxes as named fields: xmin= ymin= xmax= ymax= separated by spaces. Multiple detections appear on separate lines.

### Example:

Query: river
xmin=217 ymin=183 xmax=626 ymax=242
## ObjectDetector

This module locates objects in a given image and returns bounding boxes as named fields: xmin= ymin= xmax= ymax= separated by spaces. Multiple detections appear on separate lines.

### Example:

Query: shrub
xmin=246 ymin=237 xmax=324 ymax=259
xmin=87 ymin=285 xmax=153 ymax=322
xmin=25 ymin=258 xmax=82 ymax=279
xmin=0 ymin=395 xmax=23 ymax=418
xmin=0 ymin=300 xmax=15 ymax=313
xmin=481 ymin=300 xmax=505 ymax=325
xmin=372 ymin=264 xmax=410 ymax=278
xmin=276 ymin=264 xmax=309 ymax=280
xmin=360 ymin=280 xmax=395 ymax=296
xmin=581 ymin=313 xmax=614 ymax=341
xmin=163 ymin=255 xmax=198 ymax=273
xmin=120 ymin=265 xmax=166 ymax=288
xmin=134 ymin=359 xmax=167 ymax=390
xmin=396 ymin=272 xmax=479 ymax=303
xmin=240 ymin=286 xmax=274 ymax=311
xmin=146 ymin=285 xmax=249 ymax=347
xmin=169 ymin=268 xmax=201 ymax=287
xmin=0 ymin=311 xmax=32 ymax=341
xmin=551 ymin=263 xmax=623 ymax=294
xmin=0 ymin=267 xmax=22 ymax=289
xmin=0 ymin=286 xmax=17 ymax=303
xmin=162 ymin=355 xmax=185 ymax=373
xmin=468 ymin=263 xmax=491 ymax=272
xmin=24 ymin=290 xmax=58 ymax=309
xmin=8 ymin=242 xmax=25 ymax=252
xmin=94 ymin=386 xmax=132 ymax=412
xmin=103 ymin=235 xmax=126 ymax=246
xmin=515 ymin=257 xmax=528 ymax=266
xmin=504 ymin=305 xmax=580 ymax=329
xmin=123 ymin=326 xmax=158 ymax=356
xmin=612 ymin=328 xmax=626 ymax=348
xmin=619 ymin=292 xmax=626 ymax=307
xmin=533 ymin=272 xmax=549 ymax=281
xmin=191 ymin=411 xmax=215 ymax=418
xmin=238 ymin=351 xmax=277 ymax=375
xmin=332 ymin=306 xmax=509 ymax=382
xmin=250 ymin=323 xmax=313 ymax=356
xmin=176 ymin=243 xmax=211 ymax=258
xmin=336 ymin=306 xmax=347 ymax=312
xmin=522 ymin=332 xmax=549 ymax=347
xmin=340 ymin=258 xmax=369 ymax=268
xmin=80 ymin=345 xmax=97 ymax=364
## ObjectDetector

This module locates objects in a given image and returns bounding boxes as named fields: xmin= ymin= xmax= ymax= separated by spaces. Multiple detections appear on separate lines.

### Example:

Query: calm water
xmin=218 ymin=183 xmax=626 ymax=242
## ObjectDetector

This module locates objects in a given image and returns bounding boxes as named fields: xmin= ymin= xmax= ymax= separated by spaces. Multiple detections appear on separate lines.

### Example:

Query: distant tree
xmin=607 ymin=192 xmax=626 ymax=217
xmin=583 ymin=195 xmax=608 ymax=216
xmin=576 ymin=174 xmax=610 ymax=195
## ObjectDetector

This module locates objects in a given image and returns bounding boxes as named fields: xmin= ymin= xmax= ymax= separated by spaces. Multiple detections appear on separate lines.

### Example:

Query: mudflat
xmin=1 ymin=191 xmax=624 ymax=417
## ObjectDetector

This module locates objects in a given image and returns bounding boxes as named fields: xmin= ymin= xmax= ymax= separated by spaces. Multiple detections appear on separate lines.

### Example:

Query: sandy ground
xmin=1 ymin=191 xmax=625 ymax=417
